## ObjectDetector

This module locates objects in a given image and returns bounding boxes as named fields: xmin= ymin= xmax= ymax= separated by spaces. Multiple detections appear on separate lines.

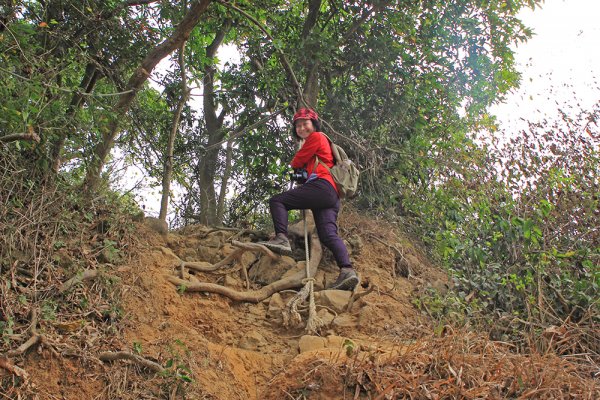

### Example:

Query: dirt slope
xmin=5 ymin=208 xmax=597 ymax=399
xmin=110 ymin=208 xmax=443 ymax=399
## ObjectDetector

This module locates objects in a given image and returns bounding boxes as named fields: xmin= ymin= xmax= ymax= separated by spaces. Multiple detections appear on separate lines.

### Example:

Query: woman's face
xmin=295 ymin=119 xmax=315 ymax=139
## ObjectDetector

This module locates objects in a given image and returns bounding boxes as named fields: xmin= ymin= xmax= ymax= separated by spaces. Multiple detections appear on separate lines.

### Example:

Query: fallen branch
xmin=0 ymin=356 xmax=29 ymax=381
xmin=99 ymin=351 xmax=164 ymax=373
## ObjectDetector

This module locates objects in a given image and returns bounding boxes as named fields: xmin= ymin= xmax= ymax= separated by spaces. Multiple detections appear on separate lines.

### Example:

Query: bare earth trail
xmin=7 ymin=209 xmax=597 ymax=399
xmin=116 ymin=209 xmax=442 ymax=399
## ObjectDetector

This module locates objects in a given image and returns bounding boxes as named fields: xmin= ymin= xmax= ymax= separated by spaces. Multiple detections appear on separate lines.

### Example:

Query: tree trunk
xmin=159 ymin=44 xmax=189 ymax=222
xmin=83 ymin=0 xmax=212 ymax=193
xmin=51 ymin=62 xmax=101 ymax=172
xmin=216 ymin=140 xmax=233 ymax=222
xmin=299 ymin=0 xmax=321 ymax=109
xmin=197 ymin=19 xmax=232 ymax=225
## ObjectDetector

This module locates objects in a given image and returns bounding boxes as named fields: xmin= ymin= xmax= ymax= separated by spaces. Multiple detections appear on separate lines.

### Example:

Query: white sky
xmin=492 ymin=0 xmax=600 ymax=127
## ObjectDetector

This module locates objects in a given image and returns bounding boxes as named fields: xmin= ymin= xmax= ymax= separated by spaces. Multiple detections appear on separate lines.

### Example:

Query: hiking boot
xmin=328 ymin=267 xmax=359 ymax=291
xmin=258 ymin=233 xmax=292 ymax=255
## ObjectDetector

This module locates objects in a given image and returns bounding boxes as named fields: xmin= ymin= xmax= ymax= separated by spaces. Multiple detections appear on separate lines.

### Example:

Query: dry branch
xmin=6 ymin=309 xmax=41 ymax=358
xmin=99 ymin=351 xmax=164 ymax=373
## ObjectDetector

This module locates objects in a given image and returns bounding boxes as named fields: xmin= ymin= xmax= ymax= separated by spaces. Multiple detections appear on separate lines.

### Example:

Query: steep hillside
xmin=1 ymin=208 xmax=597 ymax=399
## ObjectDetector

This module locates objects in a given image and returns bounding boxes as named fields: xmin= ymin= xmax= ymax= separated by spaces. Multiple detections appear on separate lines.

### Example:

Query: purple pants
xmin=269 ymin=179 xmax=351 ymax=268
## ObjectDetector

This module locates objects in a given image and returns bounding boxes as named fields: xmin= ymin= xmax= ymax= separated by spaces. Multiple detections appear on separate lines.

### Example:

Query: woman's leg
xmin=269 ymin=179 xmax=337 ymax=235
xmin=312 ymin=203 xmax=352 ymax=268
xmin=311 ymin=183 xmax=358 ymax=290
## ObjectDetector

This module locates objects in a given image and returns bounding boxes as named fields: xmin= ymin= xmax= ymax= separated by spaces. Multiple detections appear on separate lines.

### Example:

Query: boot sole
xmin=329 ymin=276 xmax=359 ymax=291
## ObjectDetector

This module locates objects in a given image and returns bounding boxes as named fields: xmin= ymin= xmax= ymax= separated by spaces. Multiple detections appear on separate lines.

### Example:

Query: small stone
xmin=298 ymin=335 xmax=326 ymax=353
xmin=332 ymin=314 xmax=357 ymax=328
xmin=326 ymin=335 xmax=347 ymax=349
xmin=319 ymin=290 xmax=352 ymax=314
xmin=317 ymin=309 xmax=335 ymax=327
xmin=238 ymin=330 xmax=267 ymax=351
xmin=267 ymin=293 xmax=285 ymax=320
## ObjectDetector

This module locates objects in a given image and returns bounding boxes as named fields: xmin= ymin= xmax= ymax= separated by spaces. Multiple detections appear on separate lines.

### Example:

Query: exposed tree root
xmin=6 ymin=335 xmax=41 ymax=358
xmin=99 ymin=351 xmax=164 ymax=373
xmin=59 ymin=269 xmax=101 ymax=293
xmin=346 ymin=283 xmax=376 ymax=312
xmin=6 ymin=309 xmax=41 ymax=358
xmin=0 ymin=356 xmax=29 ymax=381
xmin=178 ymin=241 xmax=278 ymax=273
xmin=168 ymin=216 xmax=323 ymax=303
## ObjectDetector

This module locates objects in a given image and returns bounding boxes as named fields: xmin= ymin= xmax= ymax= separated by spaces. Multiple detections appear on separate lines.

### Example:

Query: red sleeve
xmin=290 ymin=133 xmax=321 ymax=169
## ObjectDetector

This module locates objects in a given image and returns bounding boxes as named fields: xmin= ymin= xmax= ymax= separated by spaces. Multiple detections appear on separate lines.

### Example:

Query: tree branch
xmin=84 ymin=0 xmax=213 ymax=193
xmin=215 ymin=0 xmax=305 ymax=106
xmin=0 ymin=132 xmax=41 ymax=143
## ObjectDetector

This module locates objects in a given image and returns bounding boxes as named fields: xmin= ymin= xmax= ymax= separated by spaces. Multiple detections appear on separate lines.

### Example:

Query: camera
xmin=289 ymin=168 xmax=308 ymax=184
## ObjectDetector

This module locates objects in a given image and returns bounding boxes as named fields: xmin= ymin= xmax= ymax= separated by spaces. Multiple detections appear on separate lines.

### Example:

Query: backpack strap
xmin=319 ymin=132 xmax=341 ymax=163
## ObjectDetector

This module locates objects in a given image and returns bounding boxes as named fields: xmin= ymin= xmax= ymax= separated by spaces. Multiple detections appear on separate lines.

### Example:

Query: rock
xmin=317 ymin=309 xmax=335 ymax=327
xmin=250 ymin=255 xmax=296 ymax=285
xmin=326 ymin=335 xmax=347 ymax=349
xmin=144 ymin=217 xmax=168 ymax=236
xmin=313 ymin=270 xmax=326 ymax=290
xmin=238 ymin=330 xmax=267 ymax=351
xmin=179 ymin=245 xmax=215 ymax=263
xmin=332 ymin=314 xmax=357 ymax=328
xmin=281 ymin=262 xmax=308 ymax=281
xmin=319 ymin=290 xmax=352 ymax=314
xmin=266 ymin=293 xmax=285 ymax=320
xmin=298 ymin=335 xmax=326 ymax=353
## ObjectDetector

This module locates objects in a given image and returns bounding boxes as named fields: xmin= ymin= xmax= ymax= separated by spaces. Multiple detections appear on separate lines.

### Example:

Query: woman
xmin=259 ymin=108 xmax=359 ymax=291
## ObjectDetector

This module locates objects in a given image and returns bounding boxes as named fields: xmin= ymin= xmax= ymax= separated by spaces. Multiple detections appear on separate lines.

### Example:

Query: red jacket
xmin=290 ymin=131 xmax=338 ymax=194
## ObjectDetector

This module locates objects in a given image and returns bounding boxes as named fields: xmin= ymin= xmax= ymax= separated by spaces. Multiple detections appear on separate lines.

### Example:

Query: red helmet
xmin=293 ymin=108 xmax=319 ymax=123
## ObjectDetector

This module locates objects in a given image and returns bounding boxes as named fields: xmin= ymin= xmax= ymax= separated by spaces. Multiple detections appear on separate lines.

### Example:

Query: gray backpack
xmin=315 ymin=133 xmax=360 ymax=198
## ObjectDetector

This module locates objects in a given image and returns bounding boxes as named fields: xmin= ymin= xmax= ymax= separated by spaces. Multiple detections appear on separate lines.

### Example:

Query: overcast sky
xmin=492 ymin=0 xmax=600 ymax=127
